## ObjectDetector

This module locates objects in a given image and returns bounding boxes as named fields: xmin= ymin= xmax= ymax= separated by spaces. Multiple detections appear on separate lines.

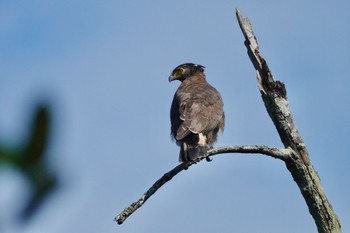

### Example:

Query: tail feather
xmin=179 ymin=142 xmax=207 ymax=162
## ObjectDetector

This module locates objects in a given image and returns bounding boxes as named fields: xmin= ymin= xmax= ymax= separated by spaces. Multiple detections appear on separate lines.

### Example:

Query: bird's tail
xmin=179 ymin=142 xmax=207 ymax=162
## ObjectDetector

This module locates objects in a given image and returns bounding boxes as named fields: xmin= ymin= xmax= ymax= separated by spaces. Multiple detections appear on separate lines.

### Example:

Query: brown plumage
xmin=169 ymin=63 xmax=225 ymax=162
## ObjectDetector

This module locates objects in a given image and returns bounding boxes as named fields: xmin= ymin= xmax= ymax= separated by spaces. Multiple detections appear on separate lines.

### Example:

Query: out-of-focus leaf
xmin=21 ymin=105 xmax=51 ymax=165
xmin=20 ymin=164 xmax=58 ymax=220
xmin=17 ymin=104 xmax=57 ymax=221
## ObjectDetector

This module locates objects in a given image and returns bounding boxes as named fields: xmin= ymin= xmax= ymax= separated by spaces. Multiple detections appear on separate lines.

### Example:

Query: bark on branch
xmin=115 ymin=145 xmax=292 ymax=225
xmin=236 ymin=8 xmax=341 ymax=233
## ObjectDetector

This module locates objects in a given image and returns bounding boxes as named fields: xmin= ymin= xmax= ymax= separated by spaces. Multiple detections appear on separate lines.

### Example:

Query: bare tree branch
xmin=114 ymin=145 xmax=291 ymax=224
xmin=236 ymin=8 xmax=341 ymax=233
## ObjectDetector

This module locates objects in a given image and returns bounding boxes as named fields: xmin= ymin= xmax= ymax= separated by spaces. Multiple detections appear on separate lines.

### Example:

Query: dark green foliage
xmin=0 ymin=104 xmax=58 ymax=221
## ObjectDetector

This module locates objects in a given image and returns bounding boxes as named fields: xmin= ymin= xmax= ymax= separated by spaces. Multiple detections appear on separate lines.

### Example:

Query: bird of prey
xmin=169 ymin=63 xmax=225 ymax=162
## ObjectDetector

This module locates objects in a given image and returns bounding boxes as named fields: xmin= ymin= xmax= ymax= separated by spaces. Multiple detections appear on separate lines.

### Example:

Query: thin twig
xmin=114 ymin=145 xmax=292 ymax=224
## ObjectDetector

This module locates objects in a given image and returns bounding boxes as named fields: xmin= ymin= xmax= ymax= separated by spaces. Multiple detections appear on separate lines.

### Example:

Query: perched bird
xmin=169 ymin=63 xmax=225 ymax=162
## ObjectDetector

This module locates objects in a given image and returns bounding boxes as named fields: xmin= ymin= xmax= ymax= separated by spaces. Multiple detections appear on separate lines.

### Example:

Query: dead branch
xmin=236 ymin=8 xmax=341 ymax=233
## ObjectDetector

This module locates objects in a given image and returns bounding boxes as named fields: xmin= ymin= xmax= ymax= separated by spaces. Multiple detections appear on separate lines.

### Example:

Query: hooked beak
xmin=168 ymin=75 xmax=176 ymax=82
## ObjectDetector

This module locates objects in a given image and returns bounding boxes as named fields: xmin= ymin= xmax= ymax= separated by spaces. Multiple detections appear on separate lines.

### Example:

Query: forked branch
xmin=114 ymin=8 xmax=342 ymax=233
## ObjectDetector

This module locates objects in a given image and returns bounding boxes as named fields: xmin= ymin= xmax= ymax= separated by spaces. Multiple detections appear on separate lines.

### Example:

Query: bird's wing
xmin=176 ymin=84 xmax=222 ymax=140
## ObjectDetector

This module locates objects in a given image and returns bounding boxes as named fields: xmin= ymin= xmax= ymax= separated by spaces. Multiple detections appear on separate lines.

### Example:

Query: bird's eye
xmin=173 ymin=67 xmax=185 ymax=77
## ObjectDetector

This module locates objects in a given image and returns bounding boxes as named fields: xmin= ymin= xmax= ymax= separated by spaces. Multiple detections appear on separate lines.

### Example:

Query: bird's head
xmin=168 ymin=63 xmax=205 ymax=82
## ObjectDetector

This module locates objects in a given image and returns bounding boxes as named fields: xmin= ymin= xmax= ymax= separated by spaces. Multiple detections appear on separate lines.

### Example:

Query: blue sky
xmin=1 ymin=1 xmax=349 ymax=232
